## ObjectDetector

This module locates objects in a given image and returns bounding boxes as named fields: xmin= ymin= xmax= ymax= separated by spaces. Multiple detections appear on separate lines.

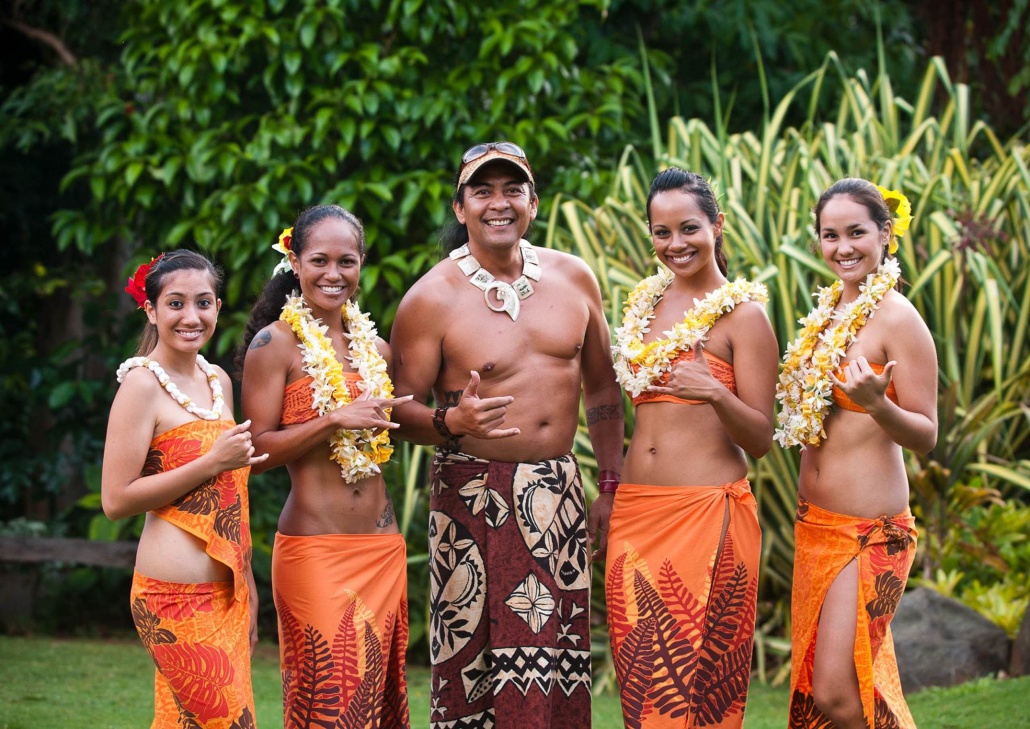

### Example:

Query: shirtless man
xmin=391 ymin=142 xmax=624 ymax=728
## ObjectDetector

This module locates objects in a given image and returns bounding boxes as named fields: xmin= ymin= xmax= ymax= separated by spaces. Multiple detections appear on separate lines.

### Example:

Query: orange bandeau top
xmin=631 ymin=349 xmax=736 ymax=406
xmin=146 ymin=419 xmax=251 ymax=604
xmin=280 ymin=373 xmax=363 ymax=425
xmin=831 ymin=362 xmax=899 ymax=413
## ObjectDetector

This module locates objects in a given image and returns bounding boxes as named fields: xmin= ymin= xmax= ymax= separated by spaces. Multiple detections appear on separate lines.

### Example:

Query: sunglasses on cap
xmin=461 ymin=141 xmax=527 ymax=165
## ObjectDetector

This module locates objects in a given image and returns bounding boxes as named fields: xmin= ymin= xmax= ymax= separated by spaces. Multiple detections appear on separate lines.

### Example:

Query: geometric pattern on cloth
xmin=492 ymin=647 xmax=591 ymax=697
xmin=130 ymin=572 xmax=255 ymax=729
xmin=430 ymin=450 xmax=592 ymax=729
xmin=605 ymin=480 xmax=761 ymax=729
xmin=789 ymin=497 xmax=917 ymax=729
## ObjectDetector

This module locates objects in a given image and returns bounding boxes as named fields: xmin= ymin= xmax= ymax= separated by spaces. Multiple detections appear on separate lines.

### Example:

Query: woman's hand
xmin=205 ymin=419 xmax=269 ymax=472
xmin=831 ymin=357 xmax=896 ymax=412
xmin=647 ymin=340 xmax=723 ymax=403
xmin=329 ymin=390 xmax=413 ymax=433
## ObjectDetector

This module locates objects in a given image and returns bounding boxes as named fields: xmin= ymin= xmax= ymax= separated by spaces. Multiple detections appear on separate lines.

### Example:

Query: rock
xmin=892 ymin=586 xmax=1011 ymax=691
xmin=1010 ymin=602 xmax=1030 ymax=676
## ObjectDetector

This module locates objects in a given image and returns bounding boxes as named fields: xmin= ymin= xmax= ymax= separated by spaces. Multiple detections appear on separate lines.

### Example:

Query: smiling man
xmin=391 ymin=142 xmax=624 ymax=728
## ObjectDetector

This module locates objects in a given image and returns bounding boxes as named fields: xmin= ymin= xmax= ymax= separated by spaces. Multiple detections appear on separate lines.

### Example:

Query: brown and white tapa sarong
xmin=429 ymin=450 xmax=592 ymax=729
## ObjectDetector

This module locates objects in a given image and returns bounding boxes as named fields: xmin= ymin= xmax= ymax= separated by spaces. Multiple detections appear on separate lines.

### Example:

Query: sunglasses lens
xmin=461 ymin=144 xmax=491 ymax=164
xmin=461 ymin=142 xmax=527 ymax=165
xmin=494 ymin=142 xmax=526 ymax=159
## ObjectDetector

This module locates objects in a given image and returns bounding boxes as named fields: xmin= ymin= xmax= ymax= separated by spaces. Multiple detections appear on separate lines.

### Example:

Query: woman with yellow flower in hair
xmin=606 ymin=168 xmax=779 ymax=727
xmin=238 ymin=205 xmax=412 ymax=728
xmin=778 ymin=179 xmax=937 ymax=729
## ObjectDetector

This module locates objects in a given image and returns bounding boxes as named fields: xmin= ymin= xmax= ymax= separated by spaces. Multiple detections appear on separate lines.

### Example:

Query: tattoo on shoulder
xmin=442 ymin=390 xmax=462 ymax=407
xmin=249 ymin=330 xmax=272 ymax=350
xmin=586 ymin=403 xmax=623 ymax=426
xmin=375 ymin=495 xmax=395 ymax=528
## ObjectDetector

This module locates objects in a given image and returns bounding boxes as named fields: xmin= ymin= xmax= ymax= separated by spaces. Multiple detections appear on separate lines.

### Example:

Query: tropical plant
xmin=546 ymin=51 xmax=1030 ymax=681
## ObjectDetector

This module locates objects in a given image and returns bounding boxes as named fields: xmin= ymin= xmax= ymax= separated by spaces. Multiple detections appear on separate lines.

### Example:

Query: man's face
xmin=453 ymin=163 xmax=538 ymax=252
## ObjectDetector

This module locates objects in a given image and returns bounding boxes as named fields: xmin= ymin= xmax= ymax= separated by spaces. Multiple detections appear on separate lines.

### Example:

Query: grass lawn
xmin=0 ymin=635 xmax=1027 ymax=728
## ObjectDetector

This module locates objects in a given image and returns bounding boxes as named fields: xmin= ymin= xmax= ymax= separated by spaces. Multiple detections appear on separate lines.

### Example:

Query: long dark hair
xmin=235 ymin=204 xmax=366 ymax=375
xmin=134 ymin=250 xmax=222 ymax=356
xmin=646 ymin=167 xmax=728 ymax=276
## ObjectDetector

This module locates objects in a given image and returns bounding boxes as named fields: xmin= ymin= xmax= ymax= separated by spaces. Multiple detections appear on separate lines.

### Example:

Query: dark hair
xmin=813 ymin=177 xmax=892 ymax=261
xmin=646 ymin=167 xmax=728 ymax=276
xmin=135 ymin=250 xmax=222 ymax=356
xmin=439 ymin=172 xmax=537 ymax=256
xmin=235 ymin=204 xmax=366 ymax=374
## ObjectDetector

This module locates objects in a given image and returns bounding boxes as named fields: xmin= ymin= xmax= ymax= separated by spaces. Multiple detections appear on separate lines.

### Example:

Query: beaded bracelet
xmin=598 ymin=468 xmax=621 ymax=494
xmin=432 ymin=406 xmax=463 ymax=452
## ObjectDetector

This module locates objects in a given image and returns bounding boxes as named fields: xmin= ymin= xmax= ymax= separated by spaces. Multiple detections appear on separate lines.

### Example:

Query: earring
xmin=293 ymin=270 xmax=299 ymax=279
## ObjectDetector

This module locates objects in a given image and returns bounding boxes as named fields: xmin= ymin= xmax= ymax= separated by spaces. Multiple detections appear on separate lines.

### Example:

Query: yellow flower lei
xmin=774 ymin=257 xmax=900 ymax=449
xmin=613 ymin=269 xmax=769 ymax=397
xmin=280 ymin=294 xmax=395 ymax=483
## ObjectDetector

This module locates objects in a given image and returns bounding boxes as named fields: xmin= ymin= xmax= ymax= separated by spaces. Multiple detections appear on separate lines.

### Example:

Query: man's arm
xmin=575 ymin=260 xmax=625 ymax=561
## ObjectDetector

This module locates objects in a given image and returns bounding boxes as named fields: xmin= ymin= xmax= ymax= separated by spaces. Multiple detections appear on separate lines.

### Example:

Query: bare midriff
xmin=623 ymin=400 xmax=749 ymax=487
xmin=135 ymin=515 xmax=232 ymax=583
xmin=798 ymin=408 xmax=909 ymax=518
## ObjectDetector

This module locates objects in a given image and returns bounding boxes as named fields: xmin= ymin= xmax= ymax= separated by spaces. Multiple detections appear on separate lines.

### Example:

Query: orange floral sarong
xmin=789 ymin=497 xmax=917 ymax=729
xmin=131 ymin=573 xmax=255 ymax=728
xmin=132 ymin=419 xmax=255 ymax=727
xmin=272 ymin=532 xmax=410 ymax=729
xmin=605 ymin=479 xmax=761 ymax=728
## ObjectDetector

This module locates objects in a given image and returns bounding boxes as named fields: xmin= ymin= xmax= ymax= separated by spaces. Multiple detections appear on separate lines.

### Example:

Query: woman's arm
xmin=101 ymin=369 xmax=260 ymax=520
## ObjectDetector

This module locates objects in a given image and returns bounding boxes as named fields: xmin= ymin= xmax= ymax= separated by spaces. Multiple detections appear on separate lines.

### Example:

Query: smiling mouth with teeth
xmin=486 ymin=219 xmax=513 ymax=226
xmin=319 ymin=286 xmax=344 ymax=293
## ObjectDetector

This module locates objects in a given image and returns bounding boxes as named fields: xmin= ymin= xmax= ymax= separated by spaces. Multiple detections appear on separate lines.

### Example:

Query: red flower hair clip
xmin=125 ymin=254 xmax=164 ymax=308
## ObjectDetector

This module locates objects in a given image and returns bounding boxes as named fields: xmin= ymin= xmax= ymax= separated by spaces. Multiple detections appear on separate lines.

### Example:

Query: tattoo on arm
xmin=442 ymin=390 xmax=462 ymax=407
xmin=375 ymin=495 xmax=395 ymax=528
xmin=586 ymin=403 xmax=623 ymax=426
xmin=249 ymin=330 xmax=272 ymax=350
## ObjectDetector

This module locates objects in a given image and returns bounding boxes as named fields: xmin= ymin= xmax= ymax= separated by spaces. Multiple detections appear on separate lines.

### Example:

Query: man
xmin=391 ymin=142 xmax=624 ymax=728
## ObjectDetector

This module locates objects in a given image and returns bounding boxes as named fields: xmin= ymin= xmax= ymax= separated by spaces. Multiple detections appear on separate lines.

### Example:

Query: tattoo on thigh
xmin=586 ymin=403 xmax=623 ymax=426
xmin=442 ymin=390 xmax=462 ymax=407
xmin=249 ymin=330 xmax=272 ymax=350
xmin=375 ymin=495 xmax=395 ymax=528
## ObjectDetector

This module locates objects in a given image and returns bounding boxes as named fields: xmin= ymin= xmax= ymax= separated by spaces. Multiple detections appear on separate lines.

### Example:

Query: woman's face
xmin=289 ymin=218 xmax=363 ymax=315
xmin=818 ymin=195 xmax=891 ymax=285
xmin=648 ymin=189 xmax=723 ymax=279
xmin=144 ymin=269 xmax=220 ymax=354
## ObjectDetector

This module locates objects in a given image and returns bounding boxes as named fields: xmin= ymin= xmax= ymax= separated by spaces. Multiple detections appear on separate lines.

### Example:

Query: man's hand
xmin=449 ymin=371 xmax=521 ymax=439
xmin=588 ymin=492 xmax=615 ymax=562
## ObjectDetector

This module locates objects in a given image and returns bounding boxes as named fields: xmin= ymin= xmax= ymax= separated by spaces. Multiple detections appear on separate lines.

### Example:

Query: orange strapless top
xmin=631 ymin=350 xmax=736 ymax=406
xmin=280 ymin=373 xmax=363 ymax=425
xmin=831 ymin=362 xmax=899 ymax=413
xmin=146 ymin=419 xmax=251 ymax=603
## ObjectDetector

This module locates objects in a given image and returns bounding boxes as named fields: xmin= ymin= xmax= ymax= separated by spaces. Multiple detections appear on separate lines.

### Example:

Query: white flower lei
xmin=280 ymin=294 xmax=395 ymax=483
xmin=774 ymin=257 xmax=901 ymax=449
xmin=116 ymin=354 xmax=225 ymax=420
xmin=612 ymin=269 xmax=769 ymax=397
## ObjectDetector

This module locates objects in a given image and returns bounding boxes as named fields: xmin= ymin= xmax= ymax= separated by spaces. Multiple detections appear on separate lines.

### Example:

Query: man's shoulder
xmin=534 ymin=246 xmax=596 ymax=281
xmin=396 ymin=258 xmax=461 ymax=313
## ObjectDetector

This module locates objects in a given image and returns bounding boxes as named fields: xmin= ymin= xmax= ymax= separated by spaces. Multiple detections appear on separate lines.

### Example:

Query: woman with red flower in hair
xmin=103 ymin=250 xmax=267 ymax=728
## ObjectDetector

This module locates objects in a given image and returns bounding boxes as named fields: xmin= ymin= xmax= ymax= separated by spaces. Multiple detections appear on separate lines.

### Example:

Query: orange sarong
xmin=789 ymin=497 xmax=917 ymax=728
xmin=272 ymin=532 xmax=410 ymax=729
xmin=131 ymin=573 xmax=255 ymax=728
xmin=605 ymin=479 xmax=761 ymax=728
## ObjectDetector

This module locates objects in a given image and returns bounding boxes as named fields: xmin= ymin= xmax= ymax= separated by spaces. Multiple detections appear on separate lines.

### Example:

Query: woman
xmin=777 ymin=178 xmax=937 ymax=729
xmin=239 ymin=204 xmax=412 ymax=729
xmin=103 ymin=250 xmax=266 ymax=729
xmin=607 ymin=168 xmax=778 ymax=728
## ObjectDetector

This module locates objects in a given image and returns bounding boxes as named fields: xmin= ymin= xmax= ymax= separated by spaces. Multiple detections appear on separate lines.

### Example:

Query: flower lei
xmin=116 ymin=354 xmax=225 ymax=420
xmin=773 ymin=257 xmax=901 ymax=449
xmin=279 ymin=294 xmax=395 ymax=483
xmin=613 ymin=270 xmax=769 ymax=397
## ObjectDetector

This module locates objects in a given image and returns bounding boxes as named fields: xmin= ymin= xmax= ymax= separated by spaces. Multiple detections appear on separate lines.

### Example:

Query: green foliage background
xmin=2 ymin=0 xmax=1028 ymax=673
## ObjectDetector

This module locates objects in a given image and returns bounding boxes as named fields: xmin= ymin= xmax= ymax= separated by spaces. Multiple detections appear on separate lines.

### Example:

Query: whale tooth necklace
xmin=449 ymin=239 xmax=541 ymax=321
